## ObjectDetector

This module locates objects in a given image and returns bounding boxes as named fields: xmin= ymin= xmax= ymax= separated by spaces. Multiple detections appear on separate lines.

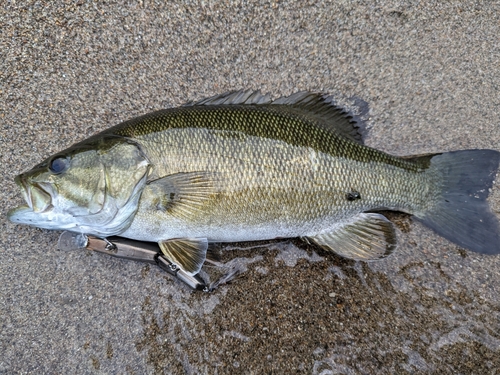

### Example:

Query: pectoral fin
xmin=158 ymin=238 xmax=208 ymax=275
xmin=146 ymin=171 xmax=220 ymax=220
xmin=306 ymin=213 xmax=396 ymax=261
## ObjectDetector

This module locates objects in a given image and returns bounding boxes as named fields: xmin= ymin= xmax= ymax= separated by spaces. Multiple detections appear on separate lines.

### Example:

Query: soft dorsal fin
xmin=184 ymin=90 xmax=365 ymax=144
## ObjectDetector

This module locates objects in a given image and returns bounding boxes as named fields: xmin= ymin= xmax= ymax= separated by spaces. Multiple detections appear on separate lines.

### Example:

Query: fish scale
xmin=8 ymin=90 xmax=500 ymax=278
xmin=113 ymin=106 xmax=436 ymax=239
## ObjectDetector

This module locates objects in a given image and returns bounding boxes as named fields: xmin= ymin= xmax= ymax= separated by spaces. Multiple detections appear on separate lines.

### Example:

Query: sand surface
xmin=1 ymin=1 xmax=499 ymax=374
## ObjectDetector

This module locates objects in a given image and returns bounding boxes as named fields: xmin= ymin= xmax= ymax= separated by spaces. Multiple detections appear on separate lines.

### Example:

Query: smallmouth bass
xmin=8 ymin=91 xmax=500 ymax=276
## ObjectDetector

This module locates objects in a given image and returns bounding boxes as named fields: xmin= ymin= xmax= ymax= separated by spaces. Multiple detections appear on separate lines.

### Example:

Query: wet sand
xmin=1 ymin=1 xmax=499 ymax=374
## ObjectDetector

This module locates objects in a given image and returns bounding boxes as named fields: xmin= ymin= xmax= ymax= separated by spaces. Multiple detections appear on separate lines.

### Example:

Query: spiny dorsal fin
xmin=159 ymin=238 xmax=208 ymax=275
xmin=184 ymin=90 xmax=365 ymax=144
xmin=306 ymin=213 xmax=396 ymax=261
xmin=184 ymin=89 xmax=272 ymax=106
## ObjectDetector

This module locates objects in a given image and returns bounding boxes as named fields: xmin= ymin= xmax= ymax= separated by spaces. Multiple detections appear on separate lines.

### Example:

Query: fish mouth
xmin=14 ymin=174 xmax=53 ymax=213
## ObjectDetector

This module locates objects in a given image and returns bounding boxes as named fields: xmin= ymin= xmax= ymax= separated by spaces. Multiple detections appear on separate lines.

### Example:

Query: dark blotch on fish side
xmin=346 ymin=191 xmax=361 ymax=201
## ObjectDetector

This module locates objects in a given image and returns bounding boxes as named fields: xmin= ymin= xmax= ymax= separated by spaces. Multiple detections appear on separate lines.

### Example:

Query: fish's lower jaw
xmin=7 ymin=205 xmax=30 ymax=223
xmin=6 ymin=206 xmax=59 ymax=229
xmin=7 ymin=206 xmax=87 ymax=234
xmin=8 ymin=200 xmax=140 ymax=239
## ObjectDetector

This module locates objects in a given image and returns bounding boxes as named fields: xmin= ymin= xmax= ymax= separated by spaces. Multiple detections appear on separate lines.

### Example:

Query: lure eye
xmin=49 ymin=156 xmax=69 ymax=174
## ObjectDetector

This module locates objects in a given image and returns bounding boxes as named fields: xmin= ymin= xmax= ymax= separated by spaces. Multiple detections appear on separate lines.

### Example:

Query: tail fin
xmin=414 ymin=149 xmax=500 ymax=254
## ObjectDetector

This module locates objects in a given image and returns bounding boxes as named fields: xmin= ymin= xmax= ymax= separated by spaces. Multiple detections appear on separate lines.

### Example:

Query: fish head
xmin=8 ymin=137 xmax=151 ymax=237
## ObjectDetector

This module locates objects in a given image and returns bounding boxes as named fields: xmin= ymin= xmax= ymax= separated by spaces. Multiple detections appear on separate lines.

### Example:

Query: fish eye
xmin=49 ymin=156 xmax=69 ymax=174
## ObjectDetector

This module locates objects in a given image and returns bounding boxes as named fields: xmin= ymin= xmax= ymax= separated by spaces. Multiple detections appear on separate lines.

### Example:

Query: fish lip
xmin=14 ymin=174 xmax=33 ymax=210
xmin=14 ymin=174 xmax=53 ymax=213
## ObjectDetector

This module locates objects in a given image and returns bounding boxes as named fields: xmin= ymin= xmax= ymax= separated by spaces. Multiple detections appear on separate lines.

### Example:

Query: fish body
xmin=119 ymin=105 xmax=433 ymax=241
xmin=8 ymin=91 xmax=500 ymax=275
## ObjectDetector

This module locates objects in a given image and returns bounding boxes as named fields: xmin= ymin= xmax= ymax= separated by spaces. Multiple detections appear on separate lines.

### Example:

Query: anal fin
xmin=306 ymin=213 xmax=396 ymax=261
xmin=158 ymin=238 xmax=208 ymax=275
